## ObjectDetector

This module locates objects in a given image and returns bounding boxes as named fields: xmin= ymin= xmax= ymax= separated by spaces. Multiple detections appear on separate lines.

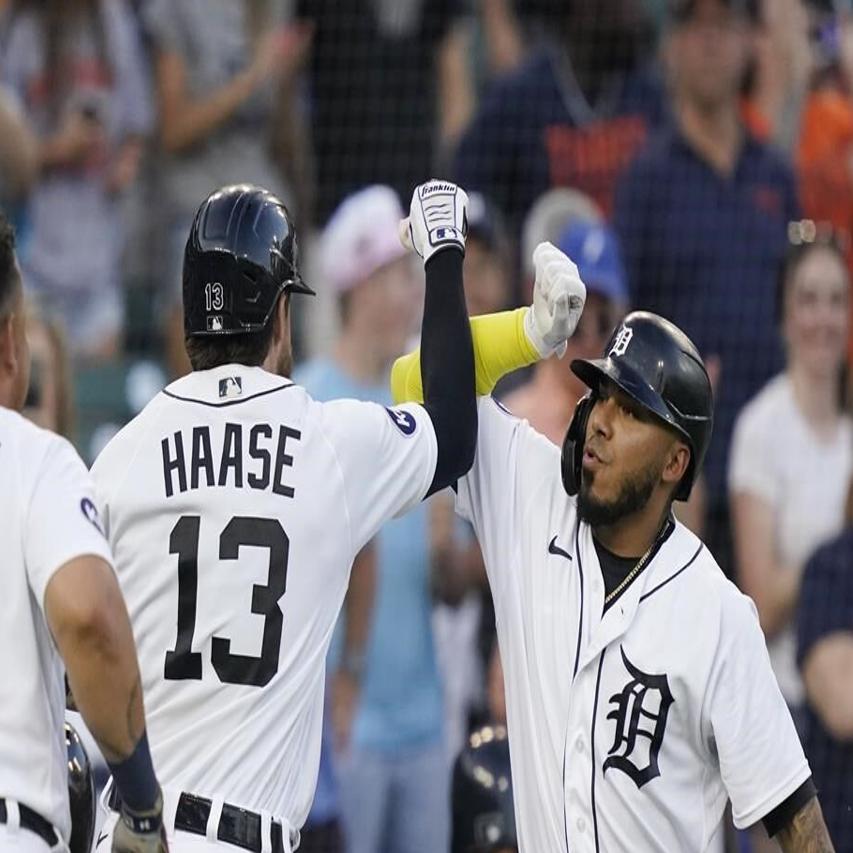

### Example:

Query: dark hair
xmin=775 ymin=220 xmax=849 ymax=324
xmin=184 ymin=294 xmax=285 ymax=371
xmin=0 ymin=212 xmax=19 ymax=318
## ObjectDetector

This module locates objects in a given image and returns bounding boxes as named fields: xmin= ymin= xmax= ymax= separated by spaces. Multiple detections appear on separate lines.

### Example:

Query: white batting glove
xmin=524 ymin=241 xmax=587 ymax=359
xmin=399 ymin=179 xmax=468 ymax=264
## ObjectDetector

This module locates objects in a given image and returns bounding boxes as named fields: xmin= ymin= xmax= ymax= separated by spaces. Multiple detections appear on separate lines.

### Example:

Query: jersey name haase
xmin=161 ymin=423 xmax=301 ymax=498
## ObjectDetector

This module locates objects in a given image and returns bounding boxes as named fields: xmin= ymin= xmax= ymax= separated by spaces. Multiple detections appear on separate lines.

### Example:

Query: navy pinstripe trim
xmin=591 ymin=649 xmax=607 ymax=853
xmin=162 ymin=383 xmax=296 ymax=408
xmin=562 ymin=747 xmax=570 ymax=853
xmin=572 ymin=523 xmax=584 ymax=680
xmin=564 ymin=523 xmax=585 ymax=852
xmin=639 ymin=543 xmax=704 ymax=603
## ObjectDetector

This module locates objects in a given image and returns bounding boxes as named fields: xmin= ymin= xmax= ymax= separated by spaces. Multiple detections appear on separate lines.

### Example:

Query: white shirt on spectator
xmin=729 ymin=372 xmax=853 ymax=706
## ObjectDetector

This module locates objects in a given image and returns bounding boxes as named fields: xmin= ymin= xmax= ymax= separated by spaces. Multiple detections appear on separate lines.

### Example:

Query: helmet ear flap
xmin=561 ymin=393 xmax=594 ymax=497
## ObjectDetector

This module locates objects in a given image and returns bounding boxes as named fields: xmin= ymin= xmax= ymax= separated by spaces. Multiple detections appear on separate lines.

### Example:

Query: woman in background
xmin=730 ymin=220 xmax=852 ymax=724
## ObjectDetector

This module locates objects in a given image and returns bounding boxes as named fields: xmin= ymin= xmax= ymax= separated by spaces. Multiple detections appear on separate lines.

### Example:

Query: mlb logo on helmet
xmin=207 ymin=316 xmax=224 ymax=332
xmin=609 ymin=324 xmax=633 ymax=358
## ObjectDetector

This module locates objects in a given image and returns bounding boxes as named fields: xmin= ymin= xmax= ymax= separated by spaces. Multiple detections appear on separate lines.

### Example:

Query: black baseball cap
xmin=669 ymin=0 xmax=760 ymax=23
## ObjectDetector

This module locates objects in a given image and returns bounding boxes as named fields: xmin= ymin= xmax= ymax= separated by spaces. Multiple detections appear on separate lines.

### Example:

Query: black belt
xmin=0 ymin=799 xmax=59 ymax=847
xmin=109 ymin=787 xmax=285 ymax=853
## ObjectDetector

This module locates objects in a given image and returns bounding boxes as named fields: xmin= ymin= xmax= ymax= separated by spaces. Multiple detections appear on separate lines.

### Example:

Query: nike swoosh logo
xmin=96 ymin=830 xmax=109 ymax=847
xmin=548 ymin=536 xmax=572 ymax=561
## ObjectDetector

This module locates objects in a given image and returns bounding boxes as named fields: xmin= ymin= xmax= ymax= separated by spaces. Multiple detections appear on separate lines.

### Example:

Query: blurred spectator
xmin=21 ymin=299 xmax=73 ymax=438
xmin=503 ymin=218 xmax=627 ymax=445
xmin=797 ymin=478 xmax=853 ymax=850
xmin=730 ymin=224 xmax=851 ymax=715
xmin=1 ymin=0 xmax=151 ymax=360
xmin=295 ymin=186 xmax=450 ymax=853
xmin=745 ymin=0 xmax=812 ymax=151
xmin=0 ymin=84 xmax=37 ymax=203
xmin=454 ymin=0 xmax=664 ymax=233
xmin=613 ymin=0 xmax=799 ymax=572
xmin=140 ymin=0 xmax=312 ymax=377
xmin=297 ymin=0 xmax=471 ymax=222
xmin=462 ymin=192 xmax=512 ymax=317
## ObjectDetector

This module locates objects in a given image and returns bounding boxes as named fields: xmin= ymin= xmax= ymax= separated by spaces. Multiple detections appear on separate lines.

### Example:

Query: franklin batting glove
xmin=399 ymin=179 xmax=468 ymax=264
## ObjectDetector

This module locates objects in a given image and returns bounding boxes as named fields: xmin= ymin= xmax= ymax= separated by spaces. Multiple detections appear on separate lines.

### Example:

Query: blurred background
xmin=3 ymin=1 xmax=853 ymax=851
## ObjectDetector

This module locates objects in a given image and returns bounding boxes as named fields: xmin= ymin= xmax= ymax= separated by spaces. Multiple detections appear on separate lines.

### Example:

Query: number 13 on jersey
xmin=165 ymin=515 xmax=288 ymax=687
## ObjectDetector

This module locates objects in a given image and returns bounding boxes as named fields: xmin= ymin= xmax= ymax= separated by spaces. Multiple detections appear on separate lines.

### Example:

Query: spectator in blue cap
xmin=502 ymin=219 xmax=627 ymax=445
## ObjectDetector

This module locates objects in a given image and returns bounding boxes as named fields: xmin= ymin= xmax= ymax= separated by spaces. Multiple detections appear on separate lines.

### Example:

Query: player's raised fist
xmin=524 ymin=241 xmax=587 ymax=358
xmin=399 ymin=179 xmax=468 ymax=264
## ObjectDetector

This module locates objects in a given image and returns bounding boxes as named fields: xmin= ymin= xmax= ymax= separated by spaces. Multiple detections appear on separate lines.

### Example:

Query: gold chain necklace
xmin=602 ymin=521 xmax=671 ymax=606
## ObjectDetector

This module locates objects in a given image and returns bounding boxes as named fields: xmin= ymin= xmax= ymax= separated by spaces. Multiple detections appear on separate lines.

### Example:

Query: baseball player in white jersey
xmin=392 ymin=249 xmax=835 ymax=849
xmin=90 ymin=180 xmax=476 ymax=851
xmin=0 ymin=214 xmax=168 ymax=853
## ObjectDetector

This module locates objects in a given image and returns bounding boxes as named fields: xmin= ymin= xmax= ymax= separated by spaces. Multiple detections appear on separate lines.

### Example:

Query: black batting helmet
xmin=452 ymin=725 xmax=517 ymax=853
xmin=65 ymin=723 xmax=95 ymax=853
xmin=183 ymin=184 xmax=314 ymax=337
xmin=561 ymin=311 xmax=713 ymax=501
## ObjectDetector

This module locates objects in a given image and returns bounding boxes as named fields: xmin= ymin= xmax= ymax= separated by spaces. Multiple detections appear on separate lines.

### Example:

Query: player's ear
xmin=661 ymin=441 xmax=690 ymax=489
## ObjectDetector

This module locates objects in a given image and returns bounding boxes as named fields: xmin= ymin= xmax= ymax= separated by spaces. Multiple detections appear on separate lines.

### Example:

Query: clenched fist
xmin=524 ymin=241 xmax=587 ymax=358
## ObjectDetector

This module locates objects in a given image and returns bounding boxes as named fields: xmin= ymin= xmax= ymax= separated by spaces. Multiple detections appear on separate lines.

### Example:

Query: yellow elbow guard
xmin=391 ymin=308 xmax=539 ymax=404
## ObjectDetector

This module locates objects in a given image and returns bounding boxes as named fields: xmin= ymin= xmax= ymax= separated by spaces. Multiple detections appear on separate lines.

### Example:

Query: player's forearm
xmin=46 ymin=557 xmax=146 ymax=762
xmin=391 ymin=307 xmax=538 ymax=405
xmin=422 ymin=248 xmax=477 ymax=494
xmin=776 ymin=797 xmax=835 ymax=852
xmin=52 ymin=572 xmax=146 ymax=762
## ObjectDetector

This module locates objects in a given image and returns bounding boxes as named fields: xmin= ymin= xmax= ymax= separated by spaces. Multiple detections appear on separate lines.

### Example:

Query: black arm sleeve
xmin=762 ymin=777 xmax=818 ymax=837
xmin=421 ymin=247 xmax=477 ymax=496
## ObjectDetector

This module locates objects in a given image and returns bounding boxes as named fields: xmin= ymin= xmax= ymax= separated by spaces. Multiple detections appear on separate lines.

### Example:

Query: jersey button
xmin=576 ymin=817 xmax=586 ymax=833
xmin=575 ymin=737 xmax=584 ymax=753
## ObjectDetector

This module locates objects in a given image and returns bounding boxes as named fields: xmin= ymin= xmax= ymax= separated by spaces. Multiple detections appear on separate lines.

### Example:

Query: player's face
xmin=577 ymin=381 xmax=684 ymax=527
xmin=783 ymin=245 xmax=849 ymax=380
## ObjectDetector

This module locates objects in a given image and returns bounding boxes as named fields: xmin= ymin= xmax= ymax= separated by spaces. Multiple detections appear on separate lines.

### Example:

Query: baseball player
xmin=392 ymin=258 xmax=835 ymax=849
xmin=0 ymin=212 xmax=168 ymax=853
xmin=90 ymin=180 xmax=475 ymax=851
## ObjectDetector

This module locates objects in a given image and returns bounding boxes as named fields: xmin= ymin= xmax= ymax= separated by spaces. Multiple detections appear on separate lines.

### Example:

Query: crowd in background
xmin=2 ymin=0 xmax=853 ymax=851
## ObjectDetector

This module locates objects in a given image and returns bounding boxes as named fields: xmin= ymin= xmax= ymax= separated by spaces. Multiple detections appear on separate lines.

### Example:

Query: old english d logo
xmin=603 ymin=646 xmax=673 ymax=788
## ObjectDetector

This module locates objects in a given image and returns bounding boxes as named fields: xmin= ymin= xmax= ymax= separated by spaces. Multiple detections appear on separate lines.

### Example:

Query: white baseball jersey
xmin=0 ymin=407 xmax=113 ymax=843
xmin=457 ymin=398 xmax=810 ymax=853
xmin=90 ymin=365 xmax=437 ymax=829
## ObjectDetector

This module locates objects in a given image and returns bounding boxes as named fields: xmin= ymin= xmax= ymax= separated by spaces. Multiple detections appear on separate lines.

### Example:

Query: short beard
xmin=577 ymin=462 xmax=661 ymax=528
